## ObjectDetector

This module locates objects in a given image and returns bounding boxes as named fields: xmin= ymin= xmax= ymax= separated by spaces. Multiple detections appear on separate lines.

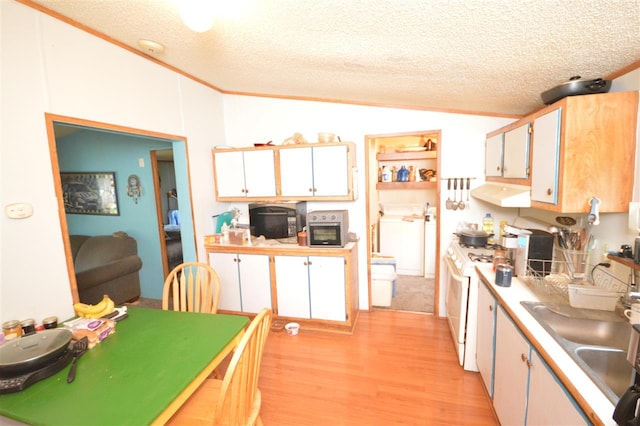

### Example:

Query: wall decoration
xmin=127 ymin=174 xmax=142 ymax=204
xmin=61 ymin=172 xmax=119 ymax=215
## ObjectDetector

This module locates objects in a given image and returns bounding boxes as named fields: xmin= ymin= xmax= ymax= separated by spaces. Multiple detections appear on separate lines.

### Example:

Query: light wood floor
xmin=258 ymin=310 xmax=498 ymax=425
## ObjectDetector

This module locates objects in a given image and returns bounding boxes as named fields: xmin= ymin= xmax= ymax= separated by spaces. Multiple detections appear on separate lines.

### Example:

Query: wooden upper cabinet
xmin=530 ymin=91 xmax=638 ymax=213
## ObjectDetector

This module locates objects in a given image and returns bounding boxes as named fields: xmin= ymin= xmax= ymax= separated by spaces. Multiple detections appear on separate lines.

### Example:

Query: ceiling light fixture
xmin=178 ymin=0 xmax=216 ymax=32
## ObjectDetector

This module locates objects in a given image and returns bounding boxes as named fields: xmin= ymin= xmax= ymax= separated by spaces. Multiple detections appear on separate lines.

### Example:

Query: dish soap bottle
xmin=482 ymin=213 xmax=495 ymax=243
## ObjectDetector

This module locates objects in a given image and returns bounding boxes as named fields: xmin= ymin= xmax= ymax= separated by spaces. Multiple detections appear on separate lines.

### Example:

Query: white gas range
xmin=444 ymin=235 xmax=500 ymax=371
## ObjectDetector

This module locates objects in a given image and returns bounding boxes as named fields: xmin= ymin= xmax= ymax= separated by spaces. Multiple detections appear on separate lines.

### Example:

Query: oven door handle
xmin=444 ymin=256 xmax=467 ymax=283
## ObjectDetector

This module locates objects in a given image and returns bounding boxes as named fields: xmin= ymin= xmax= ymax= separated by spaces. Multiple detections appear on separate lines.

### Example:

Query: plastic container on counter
xmin=495 ymin=264 xmax=513 ymax=287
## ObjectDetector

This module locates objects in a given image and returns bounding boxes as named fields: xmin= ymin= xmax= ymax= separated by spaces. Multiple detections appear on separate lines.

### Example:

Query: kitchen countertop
xmin=205 ymin=240 xmax=357 ymax=255
xmin=475 ymin=263 xmax=617 ymax=426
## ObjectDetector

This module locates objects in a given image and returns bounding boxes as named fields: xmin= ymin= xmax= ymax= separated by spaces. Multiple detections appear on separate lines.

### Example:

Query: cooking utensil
xmin=466 ymin=177 xmax=470 ymax=207
xmin=0 ymin=329 xmax=72 ymax=377
xmin=459 ymin=229 xmax=489 ymax=247
xmin=556 ymin=216 xmax=576 ymax=227
xmin=541 ymin=76 xmax=611 ymax=105
xmin=66 ymin=337 xmax=88 ymax=384
xmin=452 ymin=178 xmax=459 ymax=211
xmin=458 ymin=177 xmax=466 ymax=210
xmin=446 ymin=179 xmax=453 ymax=210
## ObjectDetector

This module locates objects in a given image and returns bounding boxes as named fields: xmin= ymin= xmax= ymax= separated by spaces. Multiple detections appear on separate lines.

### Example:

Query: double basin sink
xmin=521 ymin=301 xmax=634 ymax=403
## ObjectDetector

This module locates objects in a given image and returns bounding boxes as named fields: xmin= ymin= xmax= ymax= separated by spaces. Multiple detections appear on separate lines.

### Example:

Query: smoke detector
xmin=137 ymin=39 xmax=165 ymax=55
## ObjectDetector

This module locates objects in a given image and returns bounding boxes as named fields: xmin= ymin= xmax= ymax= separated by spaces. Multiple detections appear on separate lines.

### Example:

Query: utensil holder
xmin=556 ymin=248 xmax=592 ymax=281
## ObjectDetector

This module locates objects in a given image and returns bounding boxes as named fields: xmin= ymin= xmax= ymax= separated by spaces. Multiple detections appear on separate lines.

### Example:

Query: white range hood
xmin=470 ymin=182 xmax=531 ymax=208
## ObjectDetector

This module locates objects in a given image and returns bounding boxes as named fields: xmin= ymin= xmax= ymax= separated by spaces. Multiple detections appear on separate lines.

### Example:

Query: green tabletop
xmin=0 ymin=307 xmax=248 ymax=426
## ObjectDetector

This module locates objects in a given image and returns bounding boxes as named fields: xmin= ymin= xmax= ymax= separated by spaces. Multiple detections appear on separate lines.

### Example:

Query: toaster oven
xmin=307 ymin=210 xmax=349 ymax=247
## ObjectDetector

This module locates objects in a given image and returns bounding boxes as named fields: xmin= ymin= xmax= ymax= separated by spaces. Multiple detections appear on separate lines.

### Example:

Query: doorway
xmin=46 ymin=114 xmax=196 ymax=303
xmin=153 ymin=149 xmax=184 ymax=274
xmin=365 ymin=131 xmax=441 ymax=315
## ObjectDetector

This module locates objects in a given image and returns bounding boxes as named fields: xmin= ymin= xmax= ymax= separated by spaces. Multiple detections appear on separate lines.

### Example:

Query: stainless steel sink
xmin=575 ymin=347 xmax=634 ymax=399
xmin=523 ymin=302 xmax=630 ymax=349
xmin=521 ymin=301 xmax=634 ymax=403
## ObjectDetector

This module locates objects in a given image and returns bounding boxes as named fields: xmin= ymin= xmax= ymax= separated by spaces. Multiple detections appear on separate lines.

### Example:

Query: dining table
xmin=0 ymin=307 xmax=249 ymax=425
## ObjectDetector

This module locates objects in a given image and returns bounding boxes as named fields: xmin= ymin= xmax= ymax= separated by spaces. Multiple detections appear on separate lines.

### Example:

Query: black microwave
xmin=249 ymin=202 xmax=307 ymax=239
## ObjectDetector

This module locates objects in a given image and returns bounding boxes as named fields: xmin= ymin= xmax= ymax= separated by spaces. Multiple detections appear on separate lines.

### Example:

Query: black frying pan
xmin=0 ymin=329 xmax=72 ymax=377
xmin=458 ymin=229 xmax=489 ymax=247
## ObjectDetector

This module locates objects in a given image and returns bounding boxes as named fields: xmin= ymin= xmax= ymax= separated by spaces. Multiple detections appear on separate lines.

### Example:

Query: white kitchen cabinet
xmin=279 ymin=144 xmax=350 ymax=198
xmin=493 ymin=307 xmax=530 ymax=425
xmin=485 ymin=133 xmax=503 ymax=177
xmin=274 ymin=255 xmax=346 ymax=321
xmin=476 ymin=281 xmax=496 ymax=398
xmin=208 ymin=252 xmax=272 ymax=313
xmin=528 ymin=91 xmax=638 ymax=213
xmin=213 ymin=148 xmax=276 ymax=199
xmin=493 ymin=307 xmax=587 ymax=425
xmin=274 ymin=255 xmax=311 ymax=318
xmin=206 ymin=242 xmax=359 ymax=333
xmin=485 ymin=123 xmax=530 ymax=180
xmin=308 ymin=256 xmax=347 ymax=321
xmin=502 ymin=123 xmax=530 ymax=179
xmin=527 ymin=350 xmax=588 ymax=425
xmin=530 ymin=108 xmax=561 ymax=205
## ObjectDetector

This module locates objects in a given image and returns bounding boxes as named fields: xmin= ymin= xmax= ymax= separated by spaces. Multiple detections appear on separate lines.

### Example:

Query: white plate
xmin=396 ymin=147 xmax=427 ymax=152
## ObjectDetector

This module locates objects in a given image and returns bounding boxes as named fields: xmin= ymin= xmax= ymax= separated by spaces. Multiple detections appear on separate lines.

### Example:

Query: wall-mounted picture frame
xmin=60 ymin=172 xmax=119 ymax=215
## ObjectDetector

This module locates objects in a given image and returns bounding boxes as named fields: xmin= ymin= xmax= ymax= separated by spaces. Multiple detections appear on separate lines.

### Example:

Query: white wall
xmin=222 ymin=96 xmax=513 ymax=314
xmin=0 ymin=1 xmax=515 ymax=323
xmin=0 ymin=1 xmax=225 ymax=322
xmin=13 ymin=1 xmax=635 ymax=323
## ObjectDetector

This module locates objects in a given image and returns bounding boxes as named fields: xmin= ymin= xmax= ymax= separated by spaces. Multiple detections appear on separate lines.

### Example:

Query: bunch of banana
xmin=74 ymin=295 xmax=115 ymax=319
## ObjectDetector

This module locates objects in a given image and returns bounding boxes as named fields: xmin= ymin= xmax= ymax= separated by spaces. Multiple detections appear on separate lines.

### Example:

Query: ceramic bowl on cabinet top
xmin=318 ymin=133 xmax=335 ymax=143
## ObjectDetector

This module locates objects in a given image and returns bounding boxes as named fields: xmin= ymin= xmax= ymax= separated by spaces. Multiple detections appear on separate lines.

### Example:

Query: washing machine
xmin=379 ymin=204 xmax=425 ymax=276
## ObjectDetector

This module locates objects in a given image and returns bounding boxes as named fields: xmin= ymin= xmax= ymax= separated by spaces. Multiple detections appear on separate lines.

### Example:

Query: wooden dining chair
xmin=168 ymin=308 xmax=273 ymax=426
xmin=162 ymin=262 xmax=221 ymax=314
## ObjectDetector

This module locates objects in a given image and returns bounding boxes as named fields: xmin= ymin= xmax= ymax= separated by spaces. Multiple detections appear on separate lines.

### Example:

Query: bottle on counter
xmin=397 ymin=165 xmax=409 ymax=182
xmin=381 ymin=166 xmax=392 ymax=182
xmin=482 ymin=213 xmax=495 ymax=243
xmin=499 ymin=220 xmax=508 ymax=238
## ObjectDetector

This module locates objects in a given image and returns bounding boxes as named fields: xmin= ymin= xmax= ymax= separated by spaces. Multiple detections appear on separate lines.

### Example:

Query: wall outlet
xmin=5 ymin=202 xmax=33 ymax=219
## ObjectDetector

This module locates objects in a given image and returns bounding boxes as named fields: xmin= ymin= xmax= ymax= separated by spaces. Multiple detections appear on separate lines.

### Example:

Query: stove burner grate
xmin=468 ymin=252 xmax=494 ymax=263
xmin=460 ymin=242 xmax=503 ymax=250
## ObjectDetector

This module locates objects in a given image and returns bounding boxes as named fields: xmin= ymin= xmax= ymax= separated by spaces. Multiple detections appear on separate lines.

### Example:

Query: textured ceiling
xmin=24 ymin=0 xmax=640 ymax=116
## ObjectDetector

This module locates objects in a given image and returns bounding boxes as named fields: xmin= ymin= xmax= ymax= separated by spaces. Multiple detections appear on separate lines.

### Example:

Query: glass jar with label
xmin=20 ymin=319 xmax=36 ymax=336
xmin=3 ymin=320 xmax=23 ymax=338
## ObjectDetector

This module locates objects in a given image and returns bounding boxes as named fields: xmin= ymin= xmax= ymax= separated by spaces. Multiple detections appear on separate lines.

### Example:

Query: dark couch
xmin=70 ymin=231 xmax=143 ymax=305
